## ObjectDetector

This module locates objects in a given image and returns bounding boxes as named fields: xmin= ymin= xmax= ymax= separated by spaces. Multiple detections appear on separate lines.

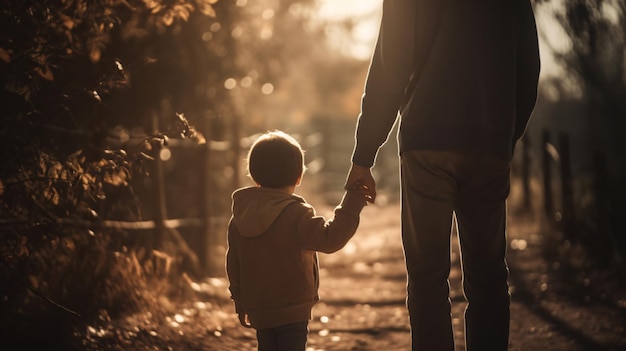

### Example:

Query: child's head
xmin=247 ymin=130 xmax=305 ymax=189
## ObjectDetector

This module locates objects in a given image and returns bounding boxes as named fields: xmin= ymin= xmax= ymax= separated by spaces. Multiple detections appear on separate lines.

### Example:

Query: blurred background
xmin=1 ymin=0 xmax=625 ymax=348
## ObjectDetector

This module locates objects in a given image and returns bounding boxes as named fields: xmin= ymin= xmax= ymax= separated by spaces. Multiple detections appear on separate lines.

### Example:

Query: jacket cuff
xmin=351 ymin=145 xmax=377 ymax=168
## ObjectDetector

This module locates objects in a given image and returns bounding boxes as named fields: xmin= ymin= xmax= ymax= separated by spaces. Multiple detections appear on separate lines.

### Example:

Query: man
xmin=345 ymin=1 xmax=540 ymax=350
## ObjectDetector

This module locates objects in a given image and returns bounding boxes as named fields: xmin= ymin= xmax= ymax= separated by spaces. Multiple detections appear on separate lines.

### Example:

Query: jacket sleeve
xmin=225 ymin=217 xmax=243 ymax=314
xmin=352 ymin=0 xmax=416 ymax=167
xmin=295 ymin=191 xmax=366 ymax=254
xmin=513 ymin=0 xmax=541 ymax=142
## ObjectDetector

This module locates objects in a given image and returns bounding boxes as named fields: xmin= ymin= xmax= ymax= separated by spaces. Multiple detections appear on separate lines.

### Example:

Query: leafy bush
xmin=0 ymin=0 xmax=221 ymax=348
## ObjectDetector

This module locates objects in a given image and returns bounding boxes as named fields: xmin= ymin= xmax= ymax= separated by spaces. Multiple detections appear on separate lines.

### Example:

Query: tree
xmin=0 ymin=0 xmax=355 ymax=347
xmin=0 ymin=0 xmax=232 ymax=348
xmin=540 ymin=0 xmax=626 ymax=258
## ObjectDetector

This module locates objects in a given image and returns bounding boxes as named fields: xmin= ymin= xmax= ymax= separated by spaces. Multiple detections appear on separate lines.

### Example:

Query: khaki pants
xmin=400 ymin=150 xmax=511 ymax=351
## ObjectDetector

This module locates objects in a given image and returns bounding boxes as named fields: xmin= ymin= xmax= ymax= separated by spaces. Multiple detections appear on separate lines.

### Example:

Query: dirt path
xmin=85 ymin=203 xmax=626 ymax=350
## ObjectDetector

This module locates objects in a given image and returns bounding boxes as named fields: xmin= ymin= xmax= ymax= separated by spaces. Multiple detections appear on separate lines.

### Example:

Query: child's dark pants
xmin=256 ymin=321 xmax=308 ymax=351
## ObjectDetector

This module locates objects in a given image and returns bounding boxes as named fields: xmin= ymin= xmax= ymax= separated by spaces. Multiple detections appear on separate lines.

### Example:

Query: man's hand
xmin=237 ymin=313 xmax=253 ymax=328
xmin=345 ymin=163 xmax=376 ymax=203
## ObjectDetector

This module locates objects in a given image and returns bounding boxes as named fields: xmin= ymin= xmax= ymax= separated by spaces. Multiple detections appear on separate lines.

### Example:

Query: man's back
xmin=352 ymin=0 xmax=540 ymax=167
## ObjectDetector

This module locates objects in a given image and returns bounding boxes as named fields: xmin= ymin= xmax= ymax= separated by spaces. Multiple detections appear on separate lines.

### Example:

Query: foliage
xmin=544 ymin=0 xmax=626 ymax=157
xmin=0 ymin=0 xmax=348 ymax=348
xmin=539 ymin=0 xmax=626 ymax=260
xmin=0 ymin=0 xmax=224 ymax=348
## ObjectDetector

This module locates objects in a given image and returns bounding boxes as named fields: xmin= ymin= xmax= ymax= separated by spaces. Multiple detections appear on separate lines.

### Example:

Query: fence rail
xmin=0 ymin=217 xmax=204 ymax=230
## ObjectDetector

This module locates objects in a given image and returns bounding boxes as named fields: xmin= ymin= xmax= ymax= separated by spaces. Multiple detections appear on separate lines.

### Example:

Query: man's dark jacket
xmin=352 ymin=0 xmax=541 ymax=167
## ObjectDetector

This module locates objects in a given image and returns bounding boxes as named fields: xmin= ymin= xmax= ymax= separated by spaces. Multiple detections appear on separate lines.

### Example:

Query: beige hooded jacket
xmin=226 ymin=186 xmax=365 ymax=330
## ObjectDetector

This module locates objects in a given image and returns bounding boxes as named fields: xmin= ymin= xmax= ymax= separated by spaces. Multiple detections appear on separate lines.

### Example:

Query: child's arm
xmin=225 ymin=219 xmax=252 ymax=328
xmin=294 ymin=188 xmax=367 ymax=253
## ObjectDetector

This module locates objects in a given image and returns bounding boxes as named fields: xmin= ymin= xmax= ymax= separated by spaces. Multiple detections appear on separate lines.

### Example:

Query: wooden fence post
xmin=198 ymin=117 xmax=212 ymax=274
xmin=152 ymin=112 xmax=167 ymax=250
xmin=521 ymin=135 xmax=532 ymax=213
xmin=593 ymin=151 xmax=621 ymax=263
xmin=559 ymin=132 xmax=575 ymax=240
xmin=232 ymin=112 xmax=241 ymax=191
xmin=542 ymin=130 xmax=554 ymax=219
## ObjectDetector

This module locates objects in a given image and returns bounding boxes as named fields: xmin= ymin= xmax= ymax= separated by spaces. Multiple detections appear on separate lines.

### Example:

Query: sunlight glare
xmin=194 ymin=301 xmax=207 ymax=309
xmin=210 ymin=22 xmax=221 ymax=32
xmin=602 ymin=0 xmax=620 ymax=25
xmin=510 ymin=239 xmax=528 ymax=251
xmin=224 ymin=78 xmax=237 ymax=90
xmin=159 ymin=148 xmax=172 ymax=161
xmin=240 ymin=76 xmax=252 ymax=88
xmin=316 ymin=0 xmax=381 ymax=20
xmin=262 ymin=9 xmax=274 ymax=19
xmin=353 ymin=261 xmax=370 ymax=273
xmin=343 ymin=241 xmax=356 ymax=255
xmin=314 ymin=0 xmax=382 ymax=60
xmin=231 ymin=26 xmax=243 ymax=39
xmin=261 ymin=83 xmax=274 ymax=95
xmin=259 ymin=24 xmax=273 ymax=40
xmin=534 ymin=1 xmax=573 ymax=80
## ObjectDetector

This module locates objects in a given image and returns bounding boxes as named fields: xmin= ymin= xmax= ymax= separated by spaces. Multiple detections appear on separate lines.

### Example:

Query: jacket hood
xmin=231 ymin=187 xmax=305 ymax=238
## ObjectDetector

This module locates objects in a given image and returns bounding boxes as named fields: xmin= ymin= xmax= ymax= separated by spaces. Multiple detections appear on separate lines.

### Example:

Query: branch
xmin=0 ymin=261 xmax=81 ymax=319
xmin=24 ymin=283 xmax=82 ymax=318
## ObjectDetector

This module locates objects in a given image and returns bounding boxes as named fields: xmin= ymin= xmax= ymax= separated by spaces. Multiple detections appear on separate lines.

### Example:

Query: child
xmin=226 ymin=130 xmax=367 ymax=351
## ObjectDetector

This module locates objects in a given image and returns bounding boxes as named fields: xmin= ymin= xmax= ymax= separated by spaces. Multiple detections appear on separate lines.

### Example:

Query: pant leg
xmin=257 ymin=321 xmax=308 ymax=351
xmin=257 ymin=327 xmax=277 ymax=351
xmin=455 ymin=155 xmax=511 ymax=351
xmin=276 ymin=321 xmax=308 ymax=351
xmin=400 ymin=150 xmax=461 ymax=351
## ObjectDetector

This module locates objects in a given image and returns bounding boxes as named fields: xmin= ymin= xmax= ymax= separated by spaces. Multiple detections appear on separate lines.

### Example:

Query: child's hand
xmin=238 ymin=313 xmax=253 ymax=328
xmin=345 ymin=164 xmax=376 ymax=203
xmin=347 ymin=181 xmax=373 ymax=204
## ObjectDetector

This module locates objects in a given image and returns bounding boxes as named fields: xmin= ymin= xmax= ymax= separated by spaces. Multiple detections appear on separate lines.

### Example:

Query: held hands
xmin=345 ymin=163 xmax=376 ymax=204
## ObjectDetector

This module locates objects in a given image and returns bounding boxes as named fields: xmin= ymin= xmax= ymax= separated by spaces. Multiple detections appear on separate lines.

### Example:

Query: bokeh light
xmin=261 ymin=83 xmax=274 ymax=95
xmin=224 ymin=78 xmax=237 ymax=90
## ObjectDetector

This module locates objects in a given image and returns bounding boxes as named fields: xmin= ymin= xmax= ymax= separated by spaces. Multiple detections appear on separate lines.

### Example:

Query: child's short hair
xmin=247 ymin=131 xmax=305 ymax=188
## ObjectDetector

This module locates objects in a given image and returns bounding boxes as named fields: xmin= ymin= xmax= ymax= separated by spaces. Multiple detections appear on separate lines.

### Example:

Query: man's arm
xmin=348 ymin=0 xmax=416 ymax=201
xmin=351 ymin=0 xmax=416 ymax=168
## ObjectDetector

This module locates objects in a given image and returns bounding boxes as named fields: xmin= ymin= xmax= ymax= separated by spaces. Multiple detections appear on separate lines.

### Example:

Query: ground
xmin=83 ymin=203 xmax=626 ymax=351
